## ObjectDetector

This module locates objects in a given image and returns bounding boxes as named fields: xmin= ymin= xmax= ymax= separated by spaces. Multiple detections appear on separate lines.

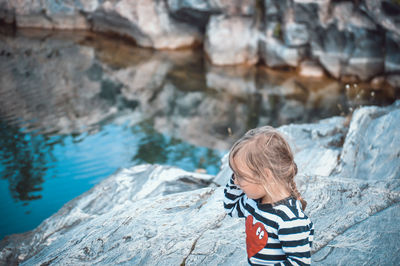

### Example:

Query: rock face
xmin=307 ymin=1 xmax=385 ymax=81
xmin=1 ymin=101 xmax=399 ymax=265
xmin=335 ymin=103 xmax=400 ymax=181
xmin=204 ymin=15 xmax=258 ymax=65
xmin=1 ymin=0 xmax=399 ymax=82
xmin=0 ymin=0 xmax=96 ymax=29
xmin=89 ymin=0 xmax=202 ymax=49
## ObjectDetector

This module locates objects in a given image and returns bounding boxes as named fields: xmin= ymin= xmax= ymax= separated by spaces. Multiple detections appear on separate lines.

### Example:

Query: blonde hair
xmin=229 ymin=126 xmax=307 ymax=210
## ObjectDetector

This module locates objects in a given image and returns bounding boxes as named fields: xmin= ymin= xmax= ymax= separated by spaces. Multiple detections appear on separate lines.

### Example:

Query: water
xmin=0 ymin=28 xmax=398 ymax=240
xmin=0 ymin=121 xmax=224 ymax=240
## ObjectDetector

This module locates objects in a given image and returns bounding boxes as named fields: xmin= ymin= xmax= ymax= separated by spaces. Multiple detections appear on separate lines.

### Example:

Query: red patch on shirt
xmin=245 ymin=215 xmax=268 ymax=258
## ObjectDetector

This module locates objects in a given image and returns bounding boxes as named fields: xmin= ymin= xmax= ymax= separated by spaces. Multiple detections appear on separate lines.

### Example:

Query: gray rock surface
xmin=310 ymin=20 xmax=385 ymax=81
xmin=335 ymin=102 xmax=400 ymax=182
xmin=1 ymin=101 xmax=399 ymax=265
xmin=0 ymin=165 xmax=217 ymax=265
xmin=313 ymin=203 xmax=400 ymax=266
xmin=1 ymin=0 xmax=400 ymax=82
xmin=1 ymin=0 xmax=95 ymax=29
xmin=260 ymin=36 xmax=304 ymax=68
xmin=167 ymin=0 xmax=255 ymax=31
xmin=283 ymin=22 xmax=309 ymax=47
xmin=363 ymin=0 xmax=400 ymax=37
xmin=385 ymin=32 xmax=400 ymax=73
xmin=204 ymin=15 xmax=258 ymax=65
xmin=90 ymin=0 xmax=202 ymax=49
xmin=298 ymin=60 xmax=325 ymax=77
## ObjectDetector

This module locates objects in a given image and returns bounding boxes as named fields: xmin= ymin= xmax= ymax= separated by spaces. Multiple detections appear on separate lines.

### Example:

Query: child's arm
xmin=223 ymin=174 xmax=246 ymax=218
xmin=275 ymin=219 xmax=314 ymax=266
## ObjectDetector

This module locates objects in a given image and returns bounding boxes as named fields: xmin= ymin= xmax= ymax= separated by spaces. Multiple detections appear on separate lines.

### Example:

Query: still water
xmin=0 ymin=28 xmax=398 ymax=240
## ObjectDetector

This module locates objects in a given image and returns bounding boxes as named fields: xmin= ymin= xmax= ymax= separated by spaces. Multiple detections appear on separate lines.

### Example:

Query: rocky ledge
xmin=1 ymin=101 xmax=399 ymax=265
xmin=1 ymin=0 xmax=400 ymax=83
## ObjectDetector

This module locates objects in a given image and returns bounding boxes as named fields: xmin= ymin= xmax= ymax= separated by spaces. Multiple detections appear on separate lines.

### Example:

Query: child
xmin=224 ymin=126 xmax=314 ymax=265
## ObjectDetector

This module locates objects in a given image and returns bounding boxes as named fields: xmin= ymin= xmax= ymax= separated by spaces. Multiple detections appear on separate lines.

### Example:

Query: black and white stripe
xmin=224 ymin=176 xmax=314 ymax=266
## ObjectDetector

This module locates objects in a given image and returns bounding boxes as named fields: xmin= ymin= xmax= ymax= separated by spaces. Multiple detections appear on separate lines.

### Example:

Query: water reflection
xmin=0 ymin=28 xmax=398 ymax=239
xmin=131 ymin=121 xmax=222 ymax=172
xmin=0 ymin=122 xmax=48 ymax=201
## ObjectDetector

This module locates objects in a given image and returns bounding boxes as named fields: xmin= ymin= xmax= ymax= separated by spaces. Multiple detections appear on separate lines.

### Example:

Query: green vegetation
xmin=273 ymin=23 xmax=282 ymax=39
xmin=392 ymin=0 xmax=400 ymax=6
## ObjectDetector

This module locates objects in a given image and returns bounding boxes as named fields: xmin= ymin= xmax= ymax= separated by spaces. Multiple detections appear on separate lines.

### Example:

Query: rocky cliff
xmin=1 ymin=0 xmax=399 ymax=83
xmin=1 ymin=101 xmax=399 ymax=265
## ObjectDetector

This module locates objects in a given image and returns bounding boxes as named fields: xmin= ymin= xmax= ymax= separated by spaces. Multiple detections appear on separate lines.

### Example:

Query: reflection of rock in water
xmin=206 ymin=64 xmax=347 ymax=127
xmin=0 ymin=30 xmax=396 ymax=152
xmin=0 ymin=30 xmax=118 ymax=135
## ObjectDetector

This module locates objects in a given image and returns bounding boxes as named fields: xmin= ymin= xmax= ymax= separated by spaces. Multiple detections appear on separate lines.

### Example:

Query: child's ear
xmin=264 ymin=168 xmax=274 ymax=181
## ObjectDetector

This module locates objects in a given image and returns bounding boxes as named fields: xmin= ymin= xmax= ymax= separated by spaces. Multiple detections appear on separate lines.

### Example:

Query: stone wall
xmin=1 ymin=0 xmax=399 ymax=83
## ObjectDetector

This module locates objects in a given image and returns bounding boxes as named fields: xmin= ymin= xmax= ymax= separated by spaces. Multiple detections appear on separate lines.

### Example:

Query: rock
xmin=335 ymin=102 xmax=400 ymax=182
xmin=1 ymin=101 xmax=400 ymax=265
xmin=385 ymin=32 xmax=400 ymax=73
xmin=260 ymin=36 xmax=304 ymax=68
xmin=3 ymin=0 xmax=94 ymax=29
xmin=311 ymin=24 xmax=385 ymax=81
xmin=0 ymin=0 xmax=202 ymax=49
xmin=166 ymin=0 xmax=214 ymax=31
xmin=370 ymin=76 xmax=387 ymax=90
xmin=169 ymin=0 xmax=255 ymax=17
xmin=260 ymin=0 xmax=307 ymax=68
xmin=387 ymin=74 xmax=400 ymax=89
xmin=291 ymin=0 xmax=387 ymax=81
xmin=167 ymin=0 xmax=255 ymax=30
xmin=0 ymin=164 xmax=215 ymax=265
xmin=204 ymin=15 xmax=259 ymax=65
xmin=264 ymin=0 xmax=291 ymax=21
xmin=298 ymin=60 xmax=325 ymax=78
xmin=263 ymin=0 xmax=290 ymax=38
xmin=0 ymin=1 xmax=14 ymax=24
xmin=313 ymin=203 xmax=400 ymax=265
xmin=363 ymin=0 xmax=400 ymax=37
xmin=214 ymin=153 xmax=231 ymax=186
xmin=1 ymin=0 xmax=399 ymax=82
xmin=300 ymin=175 xmax=400 ymax=258
xmin=90 ymin=0 xmax=202 ymax=49
xmin=207 ymin=0 xmax=255 ymax=16
xmin=279 ymin=116 xmax=347 ymax=178
xmin=283 ymin=22 xmax=309 ymax=47
xmin=343 ymin=29 xmax=385 ymax=81
xmin=329 ymin=2 xmax=377 ymax=32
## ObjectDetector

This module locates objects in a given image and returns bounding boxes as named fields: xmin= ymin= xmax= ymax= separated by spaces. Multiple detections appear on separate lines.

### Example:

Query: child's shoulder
xmin=271 ymin=197 xmax=310 ymax=222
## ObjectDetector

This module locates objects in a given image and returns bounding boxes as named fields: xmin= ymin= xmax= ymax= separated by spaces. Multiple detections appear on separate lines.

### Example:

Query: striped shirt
xmin=224 ymin=176 xmax=314 ymax=265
